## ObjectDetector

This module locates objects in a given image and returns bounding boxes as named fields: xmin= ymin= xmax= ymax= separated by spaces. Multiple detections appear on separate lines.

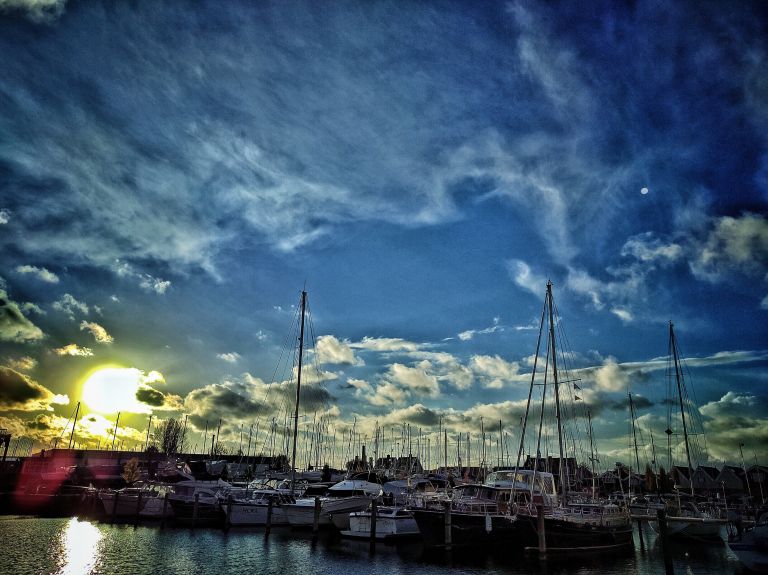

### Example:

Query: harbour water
xmin=0 ymin=516 xmax=748 ymax=575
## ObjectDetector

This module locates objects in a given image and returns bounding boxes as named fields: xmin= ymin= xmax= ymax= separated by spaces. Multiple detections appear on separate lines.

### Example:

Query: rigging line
xmin=261 ymin=300 xmax=302 ymax=414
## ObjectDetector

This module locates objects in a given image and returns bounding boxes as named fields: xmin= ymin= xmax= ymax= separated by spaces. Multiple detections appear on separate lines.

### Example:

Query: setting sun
xmin=81 ymin=367 xmax=153 ymax=414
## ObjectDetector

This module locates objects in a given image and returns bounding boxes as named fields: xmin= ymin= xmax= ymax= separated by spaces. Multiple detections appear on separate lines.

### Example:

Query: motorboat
xmin=283 ymin=479 xmax=382 ymax=528
xmin=339 ymin=505 xmax=420 ymax=540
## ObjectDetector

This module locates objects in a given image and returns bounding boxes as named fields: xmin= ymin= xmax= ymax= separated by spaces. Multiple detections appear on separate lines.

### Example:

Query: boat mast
xmin=68 ymin=401 xmax=80 ymax=449
xmin=629 ymin=392 xmax=642 ymax=490
xmin=290 ymin=290 xmax=307 ymax=496
xmin=669 ymin=321 xmax=695 ymax=497
xmin=587 ymin=409 xmax=597 ymax=499
xmin=111 ymin=412 xmax=120 ymax=451
xmin=547 ymin=281 xmax=568 ymax=499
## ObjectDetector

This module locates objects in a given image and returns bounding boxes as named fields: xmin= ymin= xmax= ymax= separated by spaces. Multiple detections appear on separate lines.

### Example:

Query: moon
xmin=641 ymin=187 xmax=649 ymax=195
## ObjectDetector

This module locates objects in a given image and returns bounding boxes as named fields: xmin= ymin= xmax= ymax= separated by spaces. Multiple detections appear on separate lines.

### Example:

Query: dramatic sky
xmin=1 ymin=0 xmax=767 ymax=469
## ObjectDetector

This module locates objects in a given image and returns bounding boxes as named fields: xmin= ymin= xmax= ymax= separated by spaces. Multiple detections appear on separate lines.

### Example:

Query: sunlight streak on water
xmin=56 ymin=517 xmax=102 ymax=575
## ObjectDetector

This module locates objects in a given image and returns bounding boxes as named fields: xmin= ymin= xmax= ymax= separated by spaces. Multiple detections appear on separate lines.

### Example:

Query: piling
xmin=369 ymin=499 xmax=378 ymax=552
xmin=161 ymin=493 xmax=169 ymax=528
xmin=111 ymin=491 xmax=120 ymax=524
xmin=443 ymin=501 xmax=452 ymax=550
xmin=265 ymin=497 xmax=274 ymax=537
xmin=225 ymin=497 xmax=232 ymax=530
xmin=312 ymin=496 xmax=321 ymax=540
xmin=134 ymin=491 xmax=143 ymax=527
xmin=536 ymin=504 xmax=547 ymax=561
xmin=192 ymin=493 xmax=199 ymax=529
xmin=636 ymin=518 xmax=645 ymax=549
xmin=656 ymin=508 xmax=673 ymax=575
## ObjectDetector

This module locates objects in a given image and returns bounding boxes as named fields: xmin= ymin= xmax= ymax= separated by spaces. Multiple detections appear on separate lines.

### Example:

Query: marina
xmin=2 ymin=2 xmax=767 ymax=573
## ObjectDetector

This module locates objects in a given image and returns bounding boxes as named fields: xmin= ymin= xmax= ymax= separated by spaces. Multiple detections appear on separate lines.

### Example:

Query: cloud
xmin=21 ymin=302 xmax=46 ymax=315
xmin=378 ymin=404 xmax=441 ymax=427
xmin=15 ymin=264 xmax=59 ymax=283
xmin=0 ymin=0 xmax=66 ymax=24
xmin=6 ymin=356 xmax=37 ymax=371
xmin=135 ymin=385 xmax=182 ymax=411
xmin=697 ymin=392 xmax=768 ymax=462
xmin=384 ymin=362 xmax=440 ymax=397
xmin=610 ymin=307 xmax=634 ymax=323
xmin=507 ymin=259 xmax=548 ymax=298
xmin=346 ymin=378 xmax=373 ymax=396
xmin=458 ymin=317 xmax=503 ymax=341
xmin=0 ymin=366 xmax=69 ymax=411
xmin=621 ymin=233 xmax=683 ymax=264
xmin=52 ymin=293 xmax=89 ymax=319
xmin=217 ymin=352 xmax=241 ymax=364
xmin=79 ymin=321 xmax=114 ymax=344
xmin=316 ymin=335 xmax=363 ymax=366
xmin=140 ymin=276 xmax=171 ymax=295
xmin=469 ymin=354 xmax=522 ymax=389
xmin=184 ymin=373 xmax=332 ymax=432
xmin=52 ymin=343 xmax=93 ymax=357
xmin=351 ymin=337 xmax=425 ymax=353
xmin=690 ymin=213 xmax=768 ymax=282
xmin=114 ymin=261 xmax=172 ymax=294
xmin=367 ymin=381 xmax=410 ymax=407
xmin=0 ymin=279 xmax=45 ymax=342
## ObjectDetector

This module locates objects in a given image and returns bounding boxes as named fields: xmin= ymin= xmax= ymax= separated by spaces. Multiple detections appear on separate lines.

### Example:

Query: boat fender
xmin=485 ymin=514 xmax=492 ymax=533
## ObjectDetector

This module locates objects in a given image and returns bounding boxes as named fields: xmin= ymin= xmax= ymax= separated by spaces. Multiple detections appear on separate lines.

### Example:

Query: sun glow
xmin=81 ymin=367 xmax=152 ymax=414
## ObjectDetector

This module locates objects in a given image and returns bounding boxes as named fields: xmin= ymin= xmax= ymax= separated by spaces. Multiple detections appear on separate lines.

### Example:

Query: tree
xmin=658 ymin=466 xmax=671 ymax=493
xmin=156 ymin=418 xmax=185 ymax=455
xmin=122 ymin=457 xmax=141 ymax=484
xmin=644 ymin=464 xmax=657 ymax=492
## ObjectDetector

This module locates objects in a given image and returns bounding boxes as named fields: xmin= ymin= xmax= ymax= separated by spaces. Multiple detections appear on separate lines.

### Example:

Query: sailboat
xmin=512 ymin=281 xmax=634 ymax=553
xmin=648 ymin=321 xmax=722 ymax=540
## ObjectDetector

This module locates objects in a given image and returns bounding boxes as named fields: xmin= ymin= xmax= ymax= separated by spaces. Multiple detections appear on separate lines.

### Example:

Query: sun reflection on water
xmin=56 ymin=517 xmax=102 ymax=575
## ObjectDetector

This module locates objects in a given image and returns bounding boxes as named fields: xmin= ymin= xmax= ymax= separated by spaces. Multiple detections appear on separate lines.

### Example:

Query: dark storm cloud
xmin=0 ymin=279 xmax=44 ymax=342
xmin=135 ymin=386 xmax=166 ymax=407
xmin=183 ymin=374 xmax=334 ymax=433
xmin=0 ymin=366 xmax=68 ymax=411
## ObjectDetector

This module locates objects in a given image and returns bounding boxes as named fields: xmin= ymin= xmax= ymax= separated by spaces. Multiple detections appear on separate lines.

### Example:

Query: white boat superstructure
xmin=228 ymin=487 xmax=296 ymax=526
xmin=283 ymin=479 xmax=382 ymax=528
xmin=340 ymin=505 xmax=420 ymax=540
xmin=99 ymin=483 xmax=170 ymax=518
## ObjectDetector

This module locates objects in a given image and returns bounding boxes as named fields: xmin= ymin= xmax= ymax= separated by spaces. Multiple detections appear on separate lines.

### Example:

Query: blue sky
xmin=0 ymin=0 xmax=767 ymax=468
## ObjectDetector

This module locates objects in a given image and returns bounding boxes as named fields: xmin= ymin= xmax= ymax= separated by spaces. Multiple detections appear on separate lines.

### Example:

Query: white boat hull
xmin=284 ymin=496 xmax=374 ymax=527
xmin=228 ymin=502 xmax=288 ymax=526
xmin=341 ymin=509 xmax=420 ymax=540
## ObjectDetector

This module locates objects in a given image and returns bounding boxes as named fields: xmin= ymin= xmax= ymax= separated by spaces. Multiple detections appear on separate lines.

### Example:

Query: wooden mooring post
xmin=160 ymin=493 xmax=169 ymax=528
xmin=369 ymin=499 xmax=378 ymax=553
xmin=636 ymin=517 xmax=645 ymax=549
xmin=536 ymin=504 xmax=547 ymax=561
xmin=264 ymin=497 xmax=274 ymax=538
xmin=111 ymin=491 xmax=120 ymax=524
xmin=656 ymin=508 xmax=673 ymax=575
xmin=225 ymin=498 xmax=233 ymax=530
xmin=134 ymin=491 xmax=143 ymax=527
xmin=312 ymin=496 xmax=321 ymax=541
xmin=443 ymin=501 xmax=452 ymax=550
xmin=192 ymin=493 xmax=199 ymax=529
